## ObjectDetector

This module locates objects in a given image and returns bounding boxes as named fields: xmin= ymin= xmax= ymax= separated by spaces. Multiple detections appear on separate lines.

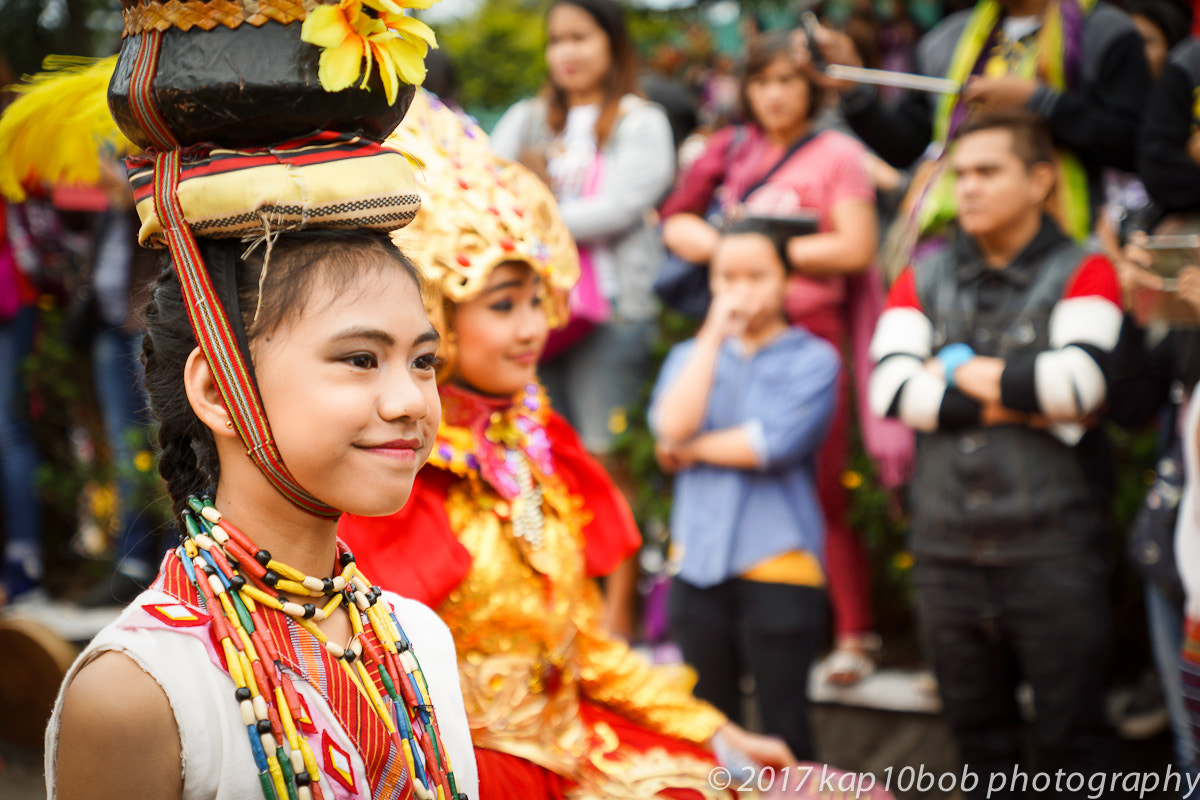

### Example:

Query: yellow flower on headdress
xmin=301 ymin=0 xmax=439 ymax=105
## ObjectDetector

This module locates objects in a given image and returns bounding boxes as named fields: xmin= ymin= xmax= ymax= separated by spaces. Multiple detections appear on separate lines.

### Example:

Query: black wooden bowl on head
xmin=108 ymin=2 xmax=416 ymax=150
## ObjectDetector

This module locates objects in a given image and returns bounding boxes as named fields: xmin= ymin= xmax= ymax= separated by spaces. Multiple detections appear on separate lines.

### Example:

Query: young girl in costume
xmin=47 ymin=231 xmax=477 ymax=800
xmin=42 ymin=5 xmax=477 ymax=799
xmin=340 ymin=93 xmax=793 ymax=799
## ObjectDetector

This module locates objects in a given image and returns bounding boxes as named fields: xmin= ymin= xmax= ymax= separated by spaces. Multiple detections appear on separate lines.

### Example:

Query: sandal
xmin=822 ymin=634 xmax=882 ymax=687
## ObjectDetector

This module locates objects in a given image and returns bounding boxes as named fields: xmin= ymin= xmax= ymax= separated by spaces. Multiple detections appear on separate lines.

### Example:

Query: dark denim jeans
xmin=0 ymin=306 xmax=40 ymax=581
xmin=914 ymin=556 xmax=1118 ymax=800
xmin=91 ymin=325 xmax=154 ymax=577
xmin=1144 ymin=580 xmax=1200 ymax=788
xmin=669 ymin=576 xmax=826 ymax=761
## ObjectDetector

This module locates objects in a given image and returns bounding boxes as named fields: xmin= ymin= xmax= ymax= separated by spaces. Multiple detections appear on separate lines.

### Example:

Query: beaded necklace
xmin=430 ymin=384 xmax=554 ymax=550
xmin=176 ymin=495 xmax=465 ymax=800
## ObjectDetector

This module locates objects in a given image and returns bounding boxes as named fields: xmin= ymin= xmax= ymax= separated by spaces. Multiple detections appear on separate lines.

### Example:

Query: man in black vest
xmin=869 ymin=110 xmax=1124 ymax=798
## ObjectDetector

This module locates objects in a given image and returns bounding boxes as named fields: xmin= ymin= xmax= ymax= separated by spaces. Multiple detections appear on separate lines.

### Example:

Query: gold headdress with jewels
xmin=386 ymin=92 xmax=580 ymax=333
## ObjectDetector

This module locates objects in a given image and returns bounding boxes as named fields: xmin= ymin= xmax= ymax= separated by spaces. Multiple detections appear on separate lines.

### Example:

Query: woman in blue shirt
xmin=650 ymin=223 xmax=839 ymax=762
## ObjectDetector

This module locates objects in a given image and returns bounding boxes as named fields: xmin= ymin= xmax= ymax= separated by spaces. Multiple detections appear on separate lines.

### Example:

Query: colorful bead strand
xmin=177 ymin=496 xmax=466 ymax=800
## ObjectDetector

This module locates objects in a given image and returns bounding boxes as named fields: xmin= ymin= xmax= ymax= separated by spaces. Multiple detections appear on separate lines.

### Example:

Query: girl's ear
xmin=183 ymin=347 xmax=237 ymax=439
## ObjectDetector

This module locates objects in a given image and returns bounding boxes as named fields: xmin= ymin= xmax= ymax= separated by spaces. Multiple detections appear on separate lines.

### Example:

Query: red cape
xmin=339 ymin=409 xmax=641 ymax=608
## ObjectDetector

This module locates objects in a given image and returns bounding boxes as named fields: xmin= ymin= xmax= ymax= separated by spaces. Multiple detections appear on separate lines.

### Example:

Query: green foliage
xmin=25 ymin=302 xmax=92 ymax=552
xmin=438 ymin=0 xmax=548 ymax=122
xmin=1105 ymin=420 xmax=1158 ymax=536
xmin=842 ymin=421 xmax=915 ymax=657
xmin=609 ymin=309 xmax=698 ymax=536
xmin=436 ymin=1 xmax=711 ymax=125
xmin=0 ymin=0 xmax=121 ymax=77
xmin=626 ymin=7 xmax=686 ymax=55
xmin=24 ymin=298 xmax=171 ymax=564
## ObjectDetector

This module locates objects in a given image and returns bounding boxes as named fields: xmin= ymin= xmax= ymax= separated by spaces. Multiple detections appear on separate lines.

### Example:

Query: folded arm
xmin=869 ymin=258 xmax=1123 ymax=431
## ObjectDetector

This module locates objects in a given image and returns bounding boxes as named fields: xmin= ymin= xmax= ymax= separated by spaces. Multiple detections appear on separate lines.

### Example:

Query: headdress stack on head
xmin=385 ymin=92 xmax=580 ymax=360
xmin=106 ymin=0 xmax=438 ymax=517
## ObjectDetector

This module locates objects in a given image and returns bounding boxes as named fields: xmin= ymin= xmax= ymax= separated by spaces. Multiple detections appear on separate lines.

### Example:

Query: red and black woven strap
xmin=128 ymin=30 xmax=177 ymax=152
xmin=131 ymin=33 xmax=338 ymax=519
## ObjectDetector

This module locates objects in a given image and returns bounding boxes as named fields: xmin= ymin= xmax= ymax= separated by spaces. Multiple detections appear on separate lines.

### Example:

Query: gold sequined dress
xmin=340 ymin=383 xmax=728 ymax=799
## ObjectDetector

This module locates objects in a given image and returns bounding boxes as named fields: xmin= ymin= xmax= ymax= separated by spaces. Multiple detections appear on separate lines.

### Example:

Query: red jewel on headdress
xmin=456 ymin=253 xmax=471 ymax=267
xmin=543 ymin=661 xmax=562 ymax=695
xmin=499 ymin=236 xmax=515 ymax=252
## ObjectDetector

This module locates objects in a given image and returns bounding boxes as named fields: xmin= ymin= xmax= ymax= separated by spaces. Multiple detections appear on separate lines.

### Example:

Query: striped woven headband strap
xmin=130 ymin=31 xmax=337 ymax=519
xmin=151 ymin=149 xmax=340 ymax=518
xmin=128 ymin=29 xmax=176 ymax=152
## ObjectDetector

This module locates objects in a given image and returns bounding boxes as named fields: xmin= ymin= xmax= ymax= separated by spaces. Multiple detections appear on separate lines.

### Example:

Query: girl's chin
xmin=333 ymin=482 xmax=415 ymax=519
xmin=495 ymin=380 xmax=534 ymax=397
xmin=454 ymin=373 xmax=534 ymax=398
xmin=341 ymin=494 xmax=412 ymax=520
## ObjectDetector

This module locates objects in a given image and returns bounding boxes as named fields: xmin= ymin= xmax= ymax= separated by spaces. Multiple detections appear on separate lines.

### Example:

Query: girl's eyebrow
xmin=331 ymin=327 xmax=395 ymax=346
xmin=481 ymin=274 xmax=541 ymax=296
xmin=413 ymin=327 xmax=440 ymax=347
xmin=331 ymin=327 xmax=439 ymax=348
xmin=481 ymin=279 xmax=526 ymax=294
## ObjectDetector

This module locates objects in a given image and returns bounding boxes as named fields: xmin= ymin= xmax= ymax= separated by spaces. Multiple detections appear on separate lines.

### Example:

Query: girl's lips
xmin=360 ymin=438 xmax=422 ymax=461
xmin=510 ymin=352 xmax=539 ymax=366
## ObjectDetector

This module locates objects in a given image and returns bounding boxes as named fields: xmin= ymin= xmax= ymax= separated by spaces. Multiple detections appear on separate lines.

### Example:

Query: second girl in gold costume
xmin=339 ymin=92 xmax=793 ymax=799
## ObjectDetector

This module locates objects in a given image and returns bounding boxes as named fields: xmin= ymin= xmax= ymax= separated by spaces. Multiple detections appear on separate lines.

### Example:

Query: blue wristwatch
xmin=936 ymin=343 xmax=975 ymax=388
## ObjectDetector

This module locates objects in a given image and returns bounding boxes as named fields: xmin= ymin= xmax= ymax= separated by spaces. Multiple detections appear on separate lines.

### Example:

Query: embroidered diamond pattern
xmin=143 ymin=602 xmax=209 ymax=627
xmin=322 ymin=730 xmax=357 ymax=793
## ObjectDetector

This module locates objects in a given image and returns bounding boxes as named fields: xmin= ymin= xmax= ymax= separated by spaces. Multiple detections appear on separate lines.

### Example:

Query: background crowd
xmin=5 ymin=0 xmax=1200 ymax=795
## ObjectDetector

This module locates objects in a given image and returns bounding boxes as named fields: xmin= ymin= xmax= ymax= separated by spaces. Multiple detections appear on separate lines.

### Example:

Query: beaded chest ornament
xmin=178 ymin=495 xmax=465 ymax=800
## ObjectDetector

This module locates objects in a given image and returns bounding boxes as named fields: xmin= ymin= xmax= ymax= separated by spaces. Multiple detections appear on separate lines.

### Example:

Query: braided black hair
xmin=141 ymin=230 xmax=422 ymax=519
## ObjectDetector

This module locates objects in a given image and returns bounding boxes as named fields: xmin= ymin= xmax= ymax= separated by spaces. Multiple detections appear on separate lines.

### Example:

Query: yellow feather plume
xmin=0 ymin=55 xmax=136 ymax=202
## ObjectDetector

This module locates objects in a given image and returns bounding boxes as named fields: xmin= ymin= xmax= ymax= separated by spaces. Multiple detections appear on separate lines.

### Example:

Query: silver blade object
xmin=825 ymin=64 xmax=961 ymax=95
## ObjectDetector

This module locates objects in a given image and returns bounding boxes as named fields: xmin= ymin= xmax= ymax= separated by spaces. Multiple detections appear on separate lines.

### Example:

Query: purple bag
xmin=0 ymin=245 xmax=24 ymax=324
xmin=542 ymin=246 xmax=612 ymax=360
xmin=542 ymin=154 xmax=613 ymax=360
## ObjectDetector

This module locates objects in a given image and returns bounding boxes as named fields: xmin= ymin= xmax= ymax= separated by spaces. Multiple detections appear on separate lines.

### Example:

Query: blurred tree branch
xmin=1 ymin=0 xmax=121 ymax=83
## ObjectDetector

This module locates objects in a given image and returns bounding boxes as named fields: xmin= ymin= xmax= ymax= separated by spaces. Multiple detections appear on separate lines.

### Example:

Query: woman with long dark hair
xmin=490 ymin=0 xmax=674 ymax=470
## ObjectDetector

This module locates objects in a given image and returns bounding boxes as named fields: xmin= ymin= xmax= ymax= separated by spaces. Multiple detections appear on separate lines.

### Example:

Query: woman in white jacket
xmin=490 ymin=0 xmax=674 ymax=464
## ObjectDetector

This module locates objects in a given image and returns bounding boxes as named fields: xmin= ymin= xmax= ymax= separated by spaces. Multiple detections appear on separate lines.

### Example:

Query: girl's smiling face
xmin=249 ymin=259 xmax=442 ymax=518
xmin=451 ymin=262 xmax=549 ymax=397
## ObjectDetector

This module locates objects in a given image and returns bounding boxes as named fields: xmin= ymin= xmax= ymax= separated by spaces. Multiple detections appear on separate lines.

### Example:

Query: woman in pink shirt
xmin=661 ymin=31 xmax=885 ymax=685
